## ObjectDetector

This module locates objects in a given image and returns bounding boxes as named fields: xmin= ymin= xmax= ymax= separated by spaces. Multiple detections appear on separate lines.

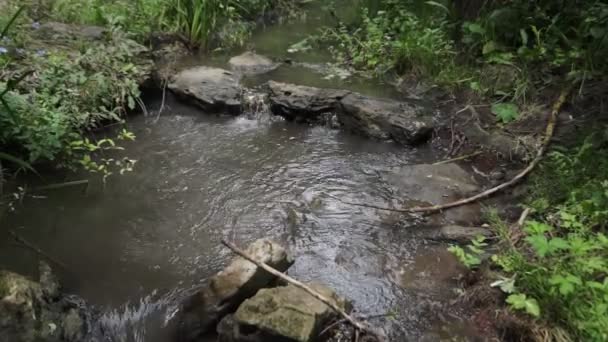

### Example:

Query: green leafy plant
xmin=488 ymin=136 xmax=608 ymax=340
xmin=492 ymin=102 xmax=519 ymax=123
xmin=448 ymin=235 xmax=488 ymax=269
xmin=506 ymin=293 xmax=541 ymax=317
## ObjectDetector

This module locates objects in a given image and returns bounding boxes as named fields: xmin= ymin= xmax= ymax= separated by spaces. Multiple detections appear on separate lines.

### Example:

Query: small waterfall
xmin=241 ymin=89 xmax=272 ymax=122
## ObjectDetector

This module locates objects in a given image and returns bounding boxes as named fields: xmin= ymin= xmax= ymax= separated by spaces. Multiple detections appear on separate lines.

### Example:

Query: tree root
xmin=221 ymin=239 xmax=386 ymax=342
xmin=330 ymin=87 xmax=572 ymax=214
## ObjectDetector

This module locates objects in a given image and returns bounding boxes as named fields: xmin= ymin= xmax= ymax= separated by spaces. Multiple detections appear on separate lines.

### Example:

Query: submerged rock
xmin=267 ymin=81 xmax=350 ymax=122
xmin=218 ymin=283 xmax=350 ymax=342
xmin=384 ymin=163 xmax=481 ymax=224
xmin=421 ymin=225 xmax=492 ymax=243
xmin=229 ymin=52 xmax=279 ymax=75
xmin=176 ymin=239 xmax=294 ymax=341
xmin=169 ymin=67 xmax=242 ymax=114
xmin=338 ymin=93 xmax=434 ymax=145
xmin=0 ymin=264 xmax=87 ymax=342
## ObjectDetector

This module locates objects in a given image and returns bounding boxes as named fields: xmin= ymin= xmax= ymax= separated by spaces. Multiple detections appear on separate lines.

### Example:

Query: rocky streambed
xmin=1 ymin=9 xmax=526 ymax=342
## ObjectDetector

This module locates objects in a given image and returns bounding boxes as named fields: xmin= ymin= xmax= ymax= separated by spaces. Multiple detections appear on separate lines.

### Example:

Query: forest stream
xmin=1 ymin=3 xmax=491 ymax=341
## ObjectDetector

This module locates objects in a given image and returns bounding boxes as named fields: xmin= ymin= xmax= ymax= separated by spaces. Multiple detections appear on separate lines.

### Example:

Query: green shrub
xmin=320 ymin=1 xmax=459 ymax=80
xmin=486 ymin=137 xmax=608 ymax=340
xmin=0 ymin=24 xmax=145 ymax=174
xmin=49 ymin=0 xmax=289 ymax=49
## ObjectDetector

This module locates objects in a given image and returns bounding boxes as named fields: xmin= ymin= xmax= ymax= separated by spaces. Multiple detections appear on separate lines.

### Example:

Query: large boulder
xmin=267 ymin=81 xmax=350 ymax=122
xmin=229 ymin=52 xmax=279 ymax=75
xmin=338 ymin=93 xmax=434 ymax=145
xmin=169 ymin=67 xmax=242 ymax=114
xmin=0 ymin=263 xmax=87 ymax=342
xmin=218 ymin=283 xmax=350 ymax=342
xmin=384 ymin=163 xmax=481 ymax=224
xmin=176 ymin=239 xmax=294 ymax=341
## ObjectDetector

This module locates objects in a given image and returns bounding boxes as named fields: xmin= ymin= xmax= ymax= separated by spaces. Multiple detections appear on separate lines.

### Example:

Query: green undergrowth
xmin=451 ymin=134 xmax=608 ymax=340
xmin=1 ymin=5 xmax=145 ymax=180
xmin=317 ymin=0 xmax=608 ymax=123
xmin=48 ymin=0 xmax=296 ymax=49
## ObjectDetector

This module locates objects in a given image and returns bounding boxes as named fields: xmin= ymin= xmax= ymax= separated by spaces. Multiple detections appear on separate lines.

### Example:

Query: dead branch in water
xmin=10 ymin=230 xmax=68 ymax=269
xmin=221 ymin=239 xmax=386 ymax=342
xmin=433 ymin=151 xmax=483 ymax=165
xmin=329 ymin=86 xmax=572 ymax=214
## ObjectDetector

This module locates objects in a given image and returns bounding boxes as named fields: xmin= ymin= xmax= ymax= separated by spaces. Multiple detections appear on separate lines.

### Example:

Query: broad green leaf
xmin=507 ymin=293 xmax=540 ymax=317
xmin=465 ymin=22 xmax=484 ymax=34
xmin=525 ymin=235 xmax=550 ymax=257
xmin=490 ymin=276 xmax=516 ymax=294
xmin=492 ymin=102 xmax=519 ymax=123
xmin=482 ymin=41 xmax=497 ymax=55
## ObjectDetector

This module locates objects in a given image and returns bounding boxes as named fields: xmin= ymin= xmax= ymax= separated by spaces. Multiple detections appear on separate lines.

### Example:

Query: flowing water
xmin=0 ymin=2 xmax=482 ymax=342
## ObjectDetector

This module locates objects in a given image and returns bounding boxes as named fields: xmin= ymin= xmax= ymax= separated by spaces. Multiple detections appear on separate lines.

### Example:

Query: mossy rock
xmin=228 ymin=283 xmax=351 ymax=342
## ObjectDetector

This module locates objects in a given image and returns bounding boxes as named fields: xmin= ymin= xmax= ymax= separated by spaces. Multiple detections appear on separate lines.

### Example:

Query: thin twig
xmin=34 ymin=180 xmax=89 ymax=191
xmin=154 ymin=79 xmax=168 ymax=124
xmin=136 ymin=97 xmax=149 ymax=117
xmin=221 ymin=239 xmax=385 ymax=341
xmin=433 ymin=151 xmax=482 ymax=165
xmin=328 ymin=86 xmax=572 ymax=214
xmin=319 ymin=318 xmax=347 ymax=337
xmin=517 ymin=207 xmax=531 ymax=227
xmin=10 ymin=230 xmax=68 ymax=269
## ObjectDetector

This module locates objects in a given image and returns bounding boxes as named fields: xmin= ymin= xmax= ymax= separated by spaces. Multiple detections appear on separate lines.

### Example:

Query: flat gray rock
xmin=338 ymin=93 xmax=434 ymax=145
xmin=384 ymin=163 xmax=481 ymax=224
xmin=267 ymin=81 xmax=349 ymax=122
xmin=420 ymin=225 xmax=492 ymax=243
xmin=229 ymin=52 xmax=279 ymax=75
xmin=169 ymin=67 xmax=242 ymax=114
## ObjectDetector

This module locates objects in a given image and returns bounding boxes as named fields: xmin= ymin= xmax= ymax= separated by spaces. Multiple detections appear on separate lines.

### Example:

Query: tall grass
xmin=161 ymin=0 xmax=227 ymax=49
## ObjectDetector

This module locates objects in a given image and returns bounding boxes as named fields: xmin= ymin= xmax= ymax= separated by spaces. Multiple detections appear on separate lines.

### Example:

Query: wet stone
xmin=175 ymin=239 xmax=294 ymax=341
xmin=338 ymin=93 xmax=434 ymax=145
xmin=383 ymin=163 xmax=481 ymax=224
xmin=218 ymin=283 xmax=351 ymax=342
xmin=229 ymin=52 xmax=280 ymax=75
xmin=267 ymin=81 xmax=350 ymax=122
xmin=169 ymin=66 xmax=243 ymax=114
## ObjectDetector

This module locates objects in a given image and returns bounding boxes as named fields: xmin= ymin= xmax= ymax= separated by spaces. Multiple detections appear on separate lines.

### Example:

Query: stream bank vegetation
xmin=315 ymin=0 xmax=608 ymax=340
xmin=0 ymin=0 xmax=294 ymax=196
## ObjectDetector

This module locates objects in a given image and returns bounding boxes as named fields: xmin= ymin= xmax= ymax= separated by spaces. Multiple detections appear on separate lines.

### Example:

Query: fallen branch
xmin=221 ymin=239 xmax=385 ymax=341
xmin=34 ymin=179 xmax=89 ymax=192
xmin=329 ymin=86 xmax=571 ymax=214
xmin=10 ymin=230 xmax=68 ymax=269
xmin=433 ymin=151 xmax=482 ymax=165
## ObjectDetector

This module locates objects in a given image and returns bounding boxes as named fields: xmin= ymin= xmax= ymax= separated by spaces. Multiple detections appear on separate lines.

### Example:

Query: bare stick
xmin=10 ymin=230 xmax=68 ymax=269
xmin=154 ymin=79 xmax=168 ymax=124
xmin=34 ymin=179 xmax=89 ymax=191
xmin=328 ymin=86 xmax=571 ymax=214
xmin=221 ymin=239 xmax=384 ymax=341
xmin=433 ymin=151 xmax=482 ymax=166
xmin=517 ymin=207 xmax=531 ymax=227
